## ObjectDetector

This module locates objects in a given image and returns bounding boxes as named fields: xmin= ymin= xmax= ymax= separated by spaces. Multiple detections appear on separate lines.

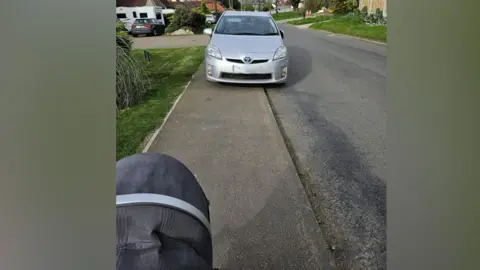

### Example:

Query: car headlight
xmin=273 ymin=46 xmax=287 ymax=61
xmin=207 ymin=45 xmax=222 ymax=59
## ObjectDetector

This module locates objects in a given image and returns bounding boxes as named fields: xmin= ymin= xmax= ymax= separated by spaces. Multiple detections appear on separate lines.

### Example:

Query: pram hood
xmin=116 ymin=153 xmax=212 ymax=270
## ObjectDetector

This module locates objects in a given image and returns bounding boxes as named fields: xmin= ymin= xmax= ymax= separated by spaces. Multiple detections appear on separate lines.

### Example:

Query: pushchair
xmin=116 ymin=153 xmax=217 ymax=270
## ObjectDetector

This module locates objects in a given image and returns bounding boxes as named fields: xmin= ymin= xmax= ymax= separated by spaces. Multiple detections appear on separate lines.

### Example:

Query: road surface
xmin=266 ymin=24 xmax=387 ymax=269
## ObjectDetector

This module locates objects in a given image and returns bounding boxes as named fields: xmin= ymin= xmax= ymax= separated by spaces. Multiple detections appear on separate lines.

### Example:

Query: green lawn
xmin=116 ymin=46 xmax=205 ymax=160
xmin=288 ymin=15 xmax=332 ymax=25
xmin=309 ymin=15 xmax=387 ymax=42
xmin=271 ymin=11 xmax=303 ymax=21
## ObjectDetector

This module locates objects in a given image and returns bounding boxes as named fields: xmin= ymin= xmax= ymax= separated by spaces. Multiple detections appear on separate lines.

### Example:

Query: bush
xmin=116 ymin=27 xmax=133 ymax=52
xmin=341 ymin=12 xmax=365 ymax=25
xmin=165 ymin=7 xmax=206 ymax=34
xmin=330 ymin=0 xmax=349 ymax=14
xmin=164 ymin=13 xmax=174 ymax=26
xmin=200 ymin=0 xmax=210 ymax=14
xmin=364 ymin=8 xmax=386 ymax=25
xmin=116 ymin=46 xmax=151 ymax=111
xmin=361 ymin=6 xmax=368 ymax=14
xmin=346 ymin=0 xmax=358 ymax=13
xmin=116 ymin=27 xmax=150 ymax=111
xmin=244 ymin=4 xmax=255 ymax=11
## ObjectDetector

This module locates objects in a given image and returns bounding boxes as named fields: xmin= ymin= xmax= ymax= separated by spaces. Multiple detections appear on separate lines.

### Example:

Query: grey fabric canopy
xmin=116 ymin=153 xmax=213 ymax=270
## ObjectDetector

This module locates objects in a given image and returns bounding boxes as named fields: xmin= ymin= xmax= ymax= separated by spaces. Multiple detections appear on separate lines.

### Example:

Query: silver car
xmin=203 ymin=11 xmax=288 ymax=84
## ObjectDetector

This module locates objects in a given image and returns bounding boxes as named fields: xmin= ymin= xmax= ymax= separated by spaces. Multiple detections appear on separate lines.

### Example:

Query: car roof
xmin=222 ymin=11 xmax=272 ymax=17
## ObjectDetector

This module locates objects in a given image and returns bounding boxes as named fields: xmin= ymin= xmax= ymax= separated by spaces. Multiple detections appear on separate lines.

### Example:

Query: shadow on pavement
xmin=213 ymin=183 xmax=335 ymax=270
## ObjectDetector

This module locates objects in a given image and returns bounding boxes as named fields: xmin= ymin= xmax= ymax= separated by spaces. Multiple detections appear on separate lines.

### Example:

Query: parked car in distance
xmin=203 ymin=11 xmax=288 ymax=85
xmin=131 ymin=18 xmax=165 ymax=37
xmin=206 ymin=14 xmax=217 ymax=24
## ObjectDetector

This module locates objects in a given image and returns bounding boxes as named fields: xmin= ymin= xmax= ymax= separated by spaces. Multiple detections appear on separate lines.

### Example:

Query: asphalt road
xmin=266 ymin=24 xmax=387 ymax=269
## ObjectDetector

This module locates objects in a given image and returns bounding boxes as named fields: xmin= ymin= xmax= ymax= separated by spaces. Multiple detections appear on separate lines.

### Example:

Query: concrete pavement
xmin=147 ymin=68 xmax=335 ymax=269
xmin=266 ymin=24 xmax=387 ymax=269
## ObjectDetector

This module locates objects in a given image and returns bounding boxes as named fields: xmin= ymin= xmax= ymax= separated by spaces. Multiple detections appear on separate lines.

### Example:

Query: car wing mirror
xmin=203 ymin=28 xmax=213 ymax=36
xmin=280 ymin=30 xmax=284 ymax=39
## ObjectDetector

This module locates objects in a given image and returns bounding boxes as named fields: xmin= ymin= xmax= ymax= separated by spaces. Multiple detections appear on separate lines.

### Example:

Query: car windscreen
xmin=135 ymin=19 xmax=156 ymax=24
xmin=214 ymin=15 xmax=279 ymax=36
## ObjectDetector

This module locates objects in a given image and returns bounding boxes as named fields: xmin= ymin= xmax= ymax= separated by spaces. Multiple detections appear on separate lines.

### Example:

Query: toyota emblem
xmin=243 ymin=56 xmax=252 ymax=64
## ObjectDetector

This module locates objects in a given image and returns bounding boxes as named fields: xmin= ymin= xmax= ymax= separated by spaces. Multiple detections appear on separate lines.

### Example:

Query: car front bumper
xmin=204 ymin=55 xmax=288 ymax=84
xmin=131 ymin=28 xmax=153 ymax=35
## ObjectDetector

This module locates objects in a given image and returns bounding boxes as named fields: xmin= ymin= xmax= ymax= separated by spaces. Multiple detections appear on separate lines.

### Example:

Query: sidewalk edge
xmin=313 ymin=28 xmax=387 ymax=45
xmin=141 ymin=73 xmax=196 ymax=153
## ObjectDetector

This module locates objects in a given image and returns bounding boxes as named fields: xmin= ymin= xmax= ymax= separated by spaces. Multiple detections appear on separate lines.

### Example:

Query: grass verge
xmin=271 ymin=11 xmax=303 ymax=21
xmin=116 ymin=46 xmax=205 ymax=160
xmin=288 ymin=15 xmax=332 ymax=25
xmin=309 ymin=15 xmax=387 ymax=42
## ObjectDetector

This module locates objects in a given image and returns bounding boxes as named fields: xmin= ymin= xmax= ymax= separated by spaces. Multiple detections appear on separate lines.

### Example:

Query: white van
xmin=116 ymin=6 xmax=165 ymax=32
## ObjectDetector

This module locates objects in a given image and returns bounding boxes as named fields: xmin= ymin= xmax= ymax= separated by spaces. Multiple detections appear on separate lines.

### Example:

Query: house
xmin=117 ymin=0 xmax=227 ymax=23
xmin=117 ymin=0 xmax=176 ymax=15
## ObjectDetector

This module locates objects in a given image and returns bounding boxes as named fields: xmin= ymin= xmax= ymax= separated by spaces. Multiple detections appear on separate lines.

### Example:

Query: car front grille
xmin=225 ymin=58 xmax=269 ymax=64
xmin=220 ymin=73 xmax=272 ymax=80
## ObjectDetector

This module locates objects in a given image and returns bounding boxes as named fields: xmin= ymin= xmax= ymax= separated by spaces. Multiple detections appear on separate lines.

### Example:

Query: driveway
xmin=266 ymin=25 xmax=387 ymax=269
xmin=132 ymin=34 xmax=210 ymax=49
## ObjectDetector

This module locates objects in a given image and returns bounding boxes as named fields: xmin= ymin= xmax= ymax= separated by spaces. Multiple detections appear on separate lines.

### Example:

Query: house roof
xmin=116 ymin=0 xmax=168 ymax=8
xmin=117 ymin=0 xmax=146 ymax=7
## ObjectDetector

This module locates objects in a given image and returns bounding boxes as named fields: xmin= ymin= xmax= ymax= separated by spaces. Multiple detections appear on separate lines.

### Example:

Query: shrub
xmin=200 ymin=0 xmax=211 ymax=14
xmin=166 ymin=7 xmax=206 ymax=34
xmin=116 ymin=25 xmax=133 ymax=52
xmin=244 ymin=4 xmax=255 ymax=11
xmin=330 ymin=0 xmax=349 ymax=14
xmin=364 ymin=8 xmax=386 ymax=25
xmin=291 ymin=0 xmax=301 ymax=11
xmin=361 ymin=6 xmax=368 ymax=14
xmin=165 ymin=24 xmax=177 ymax=34
xmin=346 ymin=0 xmax=358 ymax=13
xmin=116 ymin=46 xmax=151 ymax=111
xmin=115 ymin=28 xmax=150 ymax=111
xmin=342 ymin=12 xmax=365 ymax=25
xmin=164 ymin=13 xmax=174 ymax=26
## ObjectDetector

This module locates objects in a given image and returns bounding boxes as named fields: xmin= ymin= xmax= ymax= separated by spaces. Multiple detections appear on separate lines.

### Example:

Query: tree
xmin=200 ymin=0 xmax=210 ymax=14
xmin=244 ymin=3 xmax=255 ymax=11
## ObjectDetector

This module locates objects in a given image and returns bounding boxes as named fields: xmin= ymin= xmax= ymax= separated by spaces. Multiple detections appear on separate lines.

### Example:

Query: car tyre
xmin=132 ymin=34 xmax=138 ymax=37
xmin=152 ymin=29 xmax=158 ymax=36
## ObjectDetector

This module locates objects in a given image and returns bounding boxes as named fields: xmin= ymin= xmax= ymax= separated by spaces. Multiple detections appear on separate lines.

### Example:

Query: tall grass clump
xmin=116 ymin=23 xmax=151 ymax=111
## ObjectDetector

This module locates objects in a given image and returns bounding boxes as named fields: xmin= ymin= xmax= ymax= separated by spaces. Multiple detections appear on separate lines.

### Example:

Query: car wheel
xmin=152 ymin=29 xmax=158 ymax=36
xmin=132 ymin=34 xmax=138 ymax=37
